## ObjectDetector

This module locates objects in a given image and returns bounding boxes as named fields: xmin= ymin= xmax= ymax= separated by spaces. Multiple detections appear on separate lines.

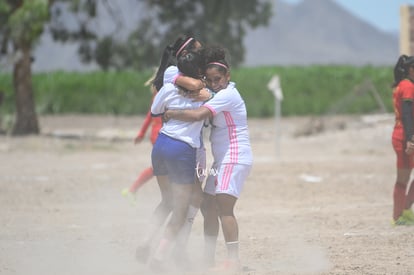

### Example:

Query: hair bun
xmin=204 ymin=45 xmax=226 ymax=64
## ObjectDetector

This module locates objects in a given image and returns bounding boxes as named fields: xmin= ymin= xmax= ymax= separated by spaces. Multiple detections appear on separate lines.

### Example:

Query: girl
xmin=391 ymin=54 xmax=414 ymax=225
xmin=121 ymin=74 xmax=162 ymax=204
xmin=133 ymin=36 xmax=209 ymax=265
xmin=122 ymin=35 xmax=206 ymax=204
xmin=149 ymin=50 xmax=209 ymax=270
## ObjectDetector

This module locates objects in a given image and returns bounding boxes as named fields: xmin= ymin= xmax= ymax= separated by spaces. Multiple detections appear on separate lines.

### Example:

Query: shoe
xmin=392 ymin=214 xmax=414 ymax=226
xmin=135 ymin=244 xmax=151 ymax=264
xmin=402 ymin=209 xmax=414 ymax=222
xmin=209 ymin=259 xmax=242 ymax=273
xmin=121 ymin=188 xmax=136 ymax=205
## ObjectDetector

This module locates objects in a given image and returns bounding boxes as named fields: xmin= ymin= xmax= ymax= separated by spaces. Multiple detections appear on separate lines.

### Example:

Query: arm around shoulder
xmin=165 ymin=106 xmax=211 ymax=122
xmin=175 ymin=75 xmax=205 ymax=91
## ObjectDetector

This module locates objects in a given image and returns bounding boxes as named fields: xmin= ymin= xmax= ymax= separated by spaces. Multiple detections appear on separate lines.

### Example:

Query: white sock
xmin=226 ymin=241 xmax=239 ymax=260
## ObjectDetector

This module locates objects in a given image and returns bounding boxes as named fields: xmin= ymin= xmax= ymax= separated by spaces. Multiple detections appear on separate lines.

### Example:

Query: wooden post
xmin=400 ymin=5 xmax=414 ymax=55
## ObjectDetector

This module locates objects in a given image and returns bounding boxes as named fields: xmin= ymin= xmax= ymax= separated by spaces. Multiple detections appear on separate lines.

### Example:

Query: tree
xmin=0 ymin=0 xmax=49 ymax=135
xmin=0 ymin=0 xmax=104 ymax=135
xmin=97 ymin=0 xmax=272 ymax=69
xmin=143 ymin=0 xmax=272 ymax=67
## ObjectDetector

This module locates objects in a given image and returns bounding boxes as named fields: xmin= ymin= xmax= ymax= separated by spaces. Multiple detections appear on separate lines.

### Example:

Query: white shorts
xmin=204 ymin=162 xmax=252 ymax=198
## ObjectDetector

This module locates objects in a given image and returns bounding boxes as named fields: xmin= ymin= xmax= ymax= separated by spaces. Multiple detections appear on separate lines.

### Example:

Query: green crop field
xmin=0 ymin=65 xmax=394 ymax=118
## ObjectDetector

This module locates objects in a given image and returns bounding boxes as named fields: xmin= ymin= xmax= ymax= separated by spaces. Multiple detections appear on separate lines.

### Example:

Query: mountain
xmin=243 ymin=0 xmax=398 ymax=66
xmin=31 ymin=0 xmax=398 ymax=72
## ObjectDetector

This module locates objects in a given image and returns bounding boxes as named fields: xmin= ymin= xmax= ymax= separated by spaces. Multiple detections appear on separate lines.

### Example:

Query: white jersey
xmin=203 ymin=82 xmax=253 ymax=165
xmin=151 ymin=83 xmax=204 ymax=148
xmin=164 ymin=66 xmax=181 ymax=85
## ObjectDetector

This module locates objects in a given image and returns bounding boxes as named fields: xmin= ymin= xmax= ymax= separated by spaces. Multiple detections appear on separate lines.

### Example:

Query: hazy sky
xmin=283 ymin=0 xmax=414 ymax=33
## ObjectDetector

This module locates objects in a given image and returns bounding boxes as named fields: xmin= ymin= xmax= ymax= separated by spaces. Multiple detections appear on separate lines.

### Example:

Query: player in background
xmin=391 ymin=54 xmax=414 ymax=225
xmin=121 ymin=74 xmax=162 ymax=204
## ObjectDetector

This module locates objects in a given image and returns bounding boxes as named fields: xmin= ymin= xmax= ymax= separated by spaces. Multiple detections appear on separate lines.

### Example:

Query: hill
xmin=243 ymin=0 xmax=398 ymax=66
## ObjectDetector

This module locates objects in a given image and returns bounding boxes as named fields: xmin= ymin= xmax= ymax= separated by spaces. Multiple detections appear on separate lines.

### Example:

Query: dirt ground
xmin=1 ymin=114 xmax=413 ymax=275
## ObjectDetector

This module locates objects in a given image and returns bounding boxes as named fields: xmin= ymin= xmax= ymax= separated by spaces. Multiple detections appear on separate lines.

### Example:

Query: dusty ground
xmin=0 ymin=114 xmax=413 ymax=275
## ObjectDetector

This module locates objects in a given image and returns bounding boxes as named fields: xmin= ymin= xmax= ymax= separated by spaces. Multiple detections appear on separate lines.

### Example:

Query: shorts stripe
xmin=220 ymin=163 xmax=234 ymax=191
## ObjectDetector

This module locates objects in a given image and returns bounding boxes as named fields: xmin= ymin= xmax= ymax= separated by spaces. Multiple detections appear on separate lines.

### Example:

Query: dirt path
xmin=0 ymin=114 xmax=413 ymax=275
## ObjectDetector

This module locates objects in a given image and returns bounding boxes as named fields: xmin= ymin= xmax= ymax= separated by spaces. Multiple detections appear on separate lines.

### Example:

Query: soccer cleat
xmin=121 ymin=188 xmax=136 ymax=205
xmin=392 ymin=214 xmax=414 ymax=226
xmin=402 ymin=209 xmax=414 ymax=222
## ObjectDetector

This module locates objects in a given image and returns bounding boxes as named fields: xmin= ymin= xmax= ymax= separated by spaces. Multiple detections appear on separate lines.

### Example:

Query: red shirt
xmin=392 ymin=79 xmax=414 ymax=141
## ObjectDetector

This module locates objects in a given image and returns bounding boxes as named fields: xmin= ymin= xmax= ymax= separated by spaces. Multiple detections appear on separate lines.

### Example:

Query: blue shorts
xmin=152 ymin=133 xmax=196 ymax=184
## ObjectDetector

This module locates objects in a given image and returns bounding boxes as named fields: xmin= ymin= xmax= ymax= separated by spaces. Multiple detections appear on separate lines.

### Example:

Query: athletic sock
xmin=129 ymin=167 xmax=153 ymax=193
xmin=226 ymin=241 xmax=239 ymax=260
xmin=393 ymin=182 xmax=407 ymax=221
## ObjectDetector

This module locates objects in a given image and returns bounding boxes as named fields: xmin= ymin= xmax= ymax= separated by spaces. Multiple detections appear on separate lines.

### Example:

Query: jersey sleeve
xmin=203 ymin=86 xmax=234 ymax=116
xmin=163 ymin=66 xmax=181 ymax=85
xmin=151 ymin=83 xmax=174 ymax=116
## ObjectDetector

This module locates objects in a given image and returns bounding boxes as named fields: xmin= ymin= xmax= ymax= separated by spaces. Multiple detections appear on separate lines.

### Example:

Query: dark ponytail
xmin=152 ymin=45 xmax=175 ymax=91
xmin=152 ymin=35 xmax=201 ymax=91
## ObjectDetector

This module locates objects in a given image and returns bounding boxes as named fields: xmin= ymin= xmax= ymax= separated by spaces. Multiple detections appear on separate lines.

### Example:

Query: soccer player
xmin=391 ymin=54 xmax=414 ymax=225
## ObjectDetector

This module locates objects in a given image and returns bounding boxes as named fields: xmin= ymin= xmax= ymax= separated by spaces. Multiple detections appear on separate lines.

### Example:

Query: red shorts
xmin=392 ymin=137 xmax=414 ymax=169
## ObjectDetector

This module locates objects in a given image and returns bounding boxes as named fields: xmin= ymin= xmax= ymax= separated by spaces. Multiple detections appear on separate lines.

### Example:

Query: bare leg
xmin=129 ymin=167 xmax=154 ymax=193
xmin=216 ymin=193 xmax=239 ymax=260
xmin=201 ymin=193 xmax=219 ymax=267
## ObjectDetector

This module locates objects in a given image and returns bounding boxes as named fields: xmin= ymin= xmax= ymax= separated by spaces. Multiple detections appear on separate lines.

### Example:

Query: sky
xmin=283 ymin=0 xmax=414 ymax=33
